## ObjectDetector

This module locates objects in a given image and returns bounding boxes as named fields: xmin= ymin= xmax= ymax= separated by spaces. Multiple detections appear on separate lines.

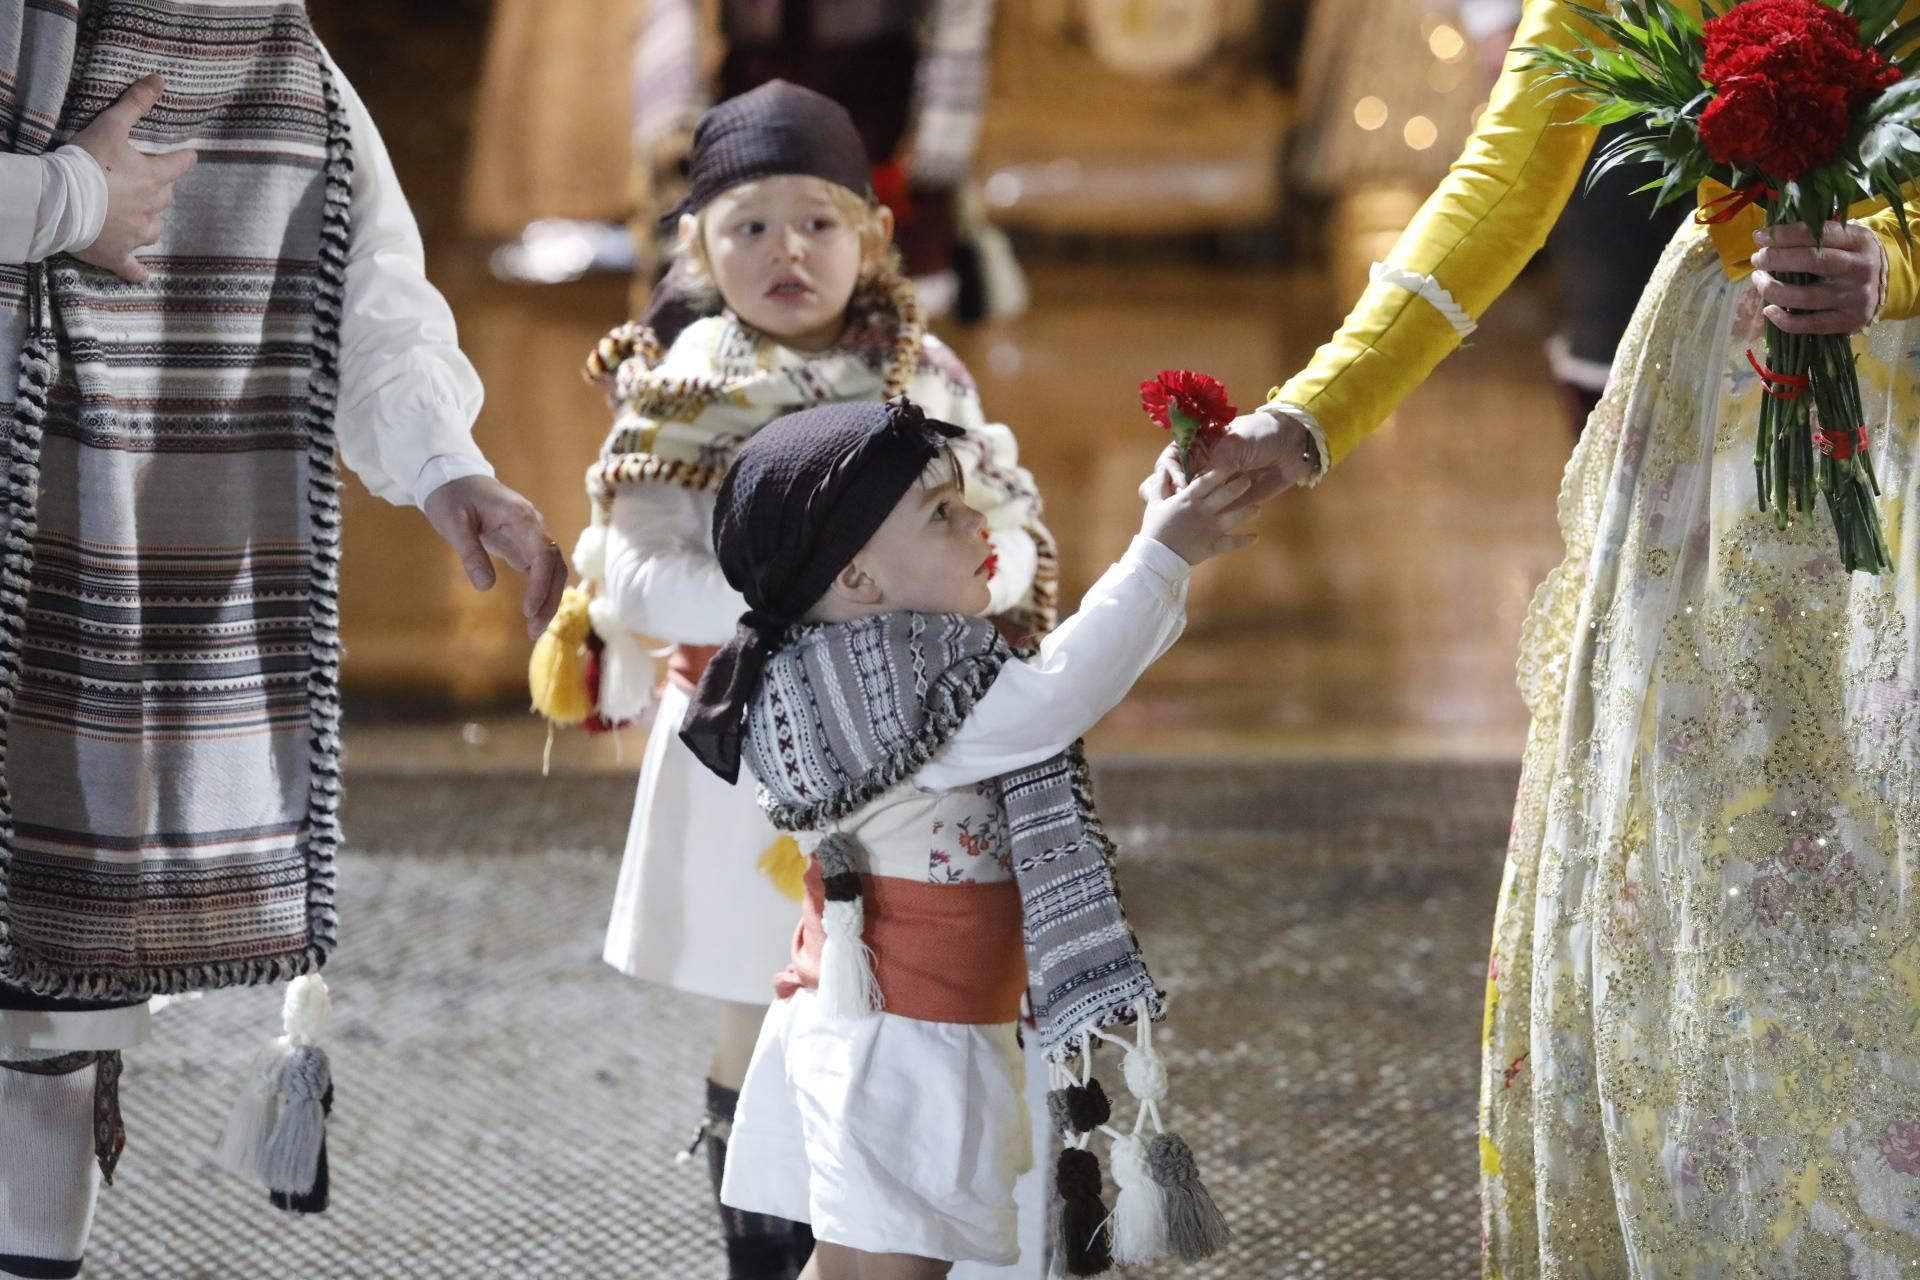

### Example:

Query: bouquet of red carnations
xmin=1526 ymin=0 xmax=1920 ymax=572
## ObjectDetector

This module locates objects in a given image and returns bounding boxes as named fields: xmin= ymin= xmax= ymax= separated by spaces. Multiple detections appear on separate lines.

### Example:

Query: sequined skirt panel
xmin=1483 ymin=225 xmax=1920 ymax=1279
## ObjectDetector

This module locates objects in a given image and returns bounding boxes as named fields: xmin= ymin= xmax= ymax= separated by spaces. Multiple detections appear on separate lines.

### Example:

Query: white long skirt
xmin=722 ymin=989 xmax=1032 ymax=1266
xmin=601 ymin=683 xmax=797 ymax=1004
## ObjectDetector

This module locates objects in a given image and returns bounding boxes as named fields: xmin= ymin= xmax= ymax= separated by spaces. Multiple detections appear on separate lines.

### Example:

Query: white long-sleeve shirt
xmin=605 ymin=484 xmax=748 ymax=646
xmin=915 ymin=534 xmax=1189 ymax=791
xmin=0 ymin=51 xmax=493 ymax=510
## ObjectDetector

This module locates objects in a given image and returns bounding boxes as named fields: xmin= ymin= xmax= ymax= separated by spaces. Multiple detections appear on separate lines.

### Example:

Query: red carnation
xmin=1699 ymin=0 xmax=1901 ymax=180
xmin=1140 ymin=369 xmax=1236 ymax=476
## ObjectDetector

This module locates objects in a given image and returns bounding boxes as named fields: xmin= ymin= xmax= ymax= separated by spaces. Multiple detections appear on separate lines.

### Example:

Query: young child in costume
xmin=532 ymin=81 xmax=1055 ymax=1279
xmin=678 ymin=397 xmax=1246 ymax=1278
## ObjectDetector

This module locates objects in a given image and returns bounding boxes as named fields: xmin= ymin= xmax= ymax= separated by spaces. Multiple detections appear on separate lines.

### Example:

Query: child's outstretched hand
xmin=1139 ymin=466 xmax=1259 ymax=565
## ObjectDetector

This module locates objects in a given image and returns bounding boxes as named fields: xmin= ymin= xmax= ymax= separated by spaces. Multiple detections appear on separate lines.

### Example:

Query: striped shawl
xmin=0 ymin=1 xmax=350 ymax=1000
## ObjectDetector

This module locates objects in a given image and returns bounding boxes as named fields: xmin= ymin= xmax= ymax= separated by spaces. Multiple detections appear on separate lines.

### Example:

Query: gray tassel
xmin=260 ymin=1045 xmax=331 ymax=1196
xmin=1146 ymin=1132 xmax=1231 ymax=1261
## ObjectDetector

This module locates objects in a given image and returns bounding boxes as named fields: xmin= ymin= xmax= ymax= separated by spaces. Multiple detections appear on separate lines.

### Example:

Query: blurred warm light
xmin=1429 ymin=23 xmax=1466 ymax=61
xmin=1404 ymin=115 xmax=1438 ymax=150
xmin=1470 ymin=101 xmax=1488 ymax=129
xmin=1354 ymin=95 xmax=1390 ymax=131
xmin=1428 ymin=59 xmax=1463 ymax=93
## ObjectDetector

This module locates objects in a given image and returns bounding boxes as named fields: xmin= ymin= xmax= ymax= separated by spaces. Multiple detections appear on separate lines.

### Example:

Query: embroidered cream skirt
xmin=1482 ymin=223 xmax=1920 ymax=1277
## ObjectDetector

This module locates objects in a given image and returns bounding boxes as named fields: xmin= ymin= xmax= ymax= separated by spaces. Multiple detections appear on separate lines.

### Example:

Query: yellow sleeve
xmin=1859 ymin=196 xmax=1920 ymax=321
xmin=1272 ymin=0 xmax=1601 ymax=466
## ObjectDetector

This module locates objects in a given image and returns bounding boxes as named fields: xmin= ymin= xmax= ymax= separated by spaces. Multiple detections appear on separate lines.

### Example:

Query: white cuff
xmin=414 ymin=450 xmax=497 ymax=509
xmin=1127 ymin=534 xmax=1194 ymax=585
xmin=1544 ymin=335 xmax=1611 ymax=394
xmin=1371 ymin=261 xmax=1478 ymax=338
xmin=1262 ymin=402 xmax=1331 ymax=489
xmin=43 ymin=145 xmax=108 ymax=257
xmin=1458 ymin=0 xmax=1524 ymax=40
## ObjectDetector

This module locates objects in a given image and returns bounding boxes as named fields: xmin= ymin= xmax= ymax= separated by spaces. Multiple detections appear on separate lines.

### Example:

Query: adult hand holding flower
xmin=1523 ymin=0 xmax=1918 ymax=573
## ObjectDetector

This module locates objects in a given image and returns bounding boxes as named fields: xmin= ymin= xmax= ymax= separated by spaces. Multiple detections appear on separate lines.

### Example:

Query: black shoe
xmin=701 ymin=1079 xmax=814 ymax=1280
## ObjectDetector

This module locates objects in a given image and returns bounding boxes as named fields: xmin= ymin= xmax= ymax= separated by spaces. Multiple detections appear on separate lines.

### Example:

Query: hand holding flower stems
xmin=1148 ymin=409 xmax=1320 ymax=511
xmin=1523 ymin=0 xmax=1914 ymax=572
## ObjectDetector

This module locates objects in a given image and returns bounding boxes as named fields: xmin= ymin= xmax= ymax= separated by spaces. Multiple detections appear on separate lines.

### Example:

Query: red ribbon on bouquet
xmin=1695 ymin=181 xmax=1780 ymax=226
xmin=1746 ymin=348 xmax=1810 ymax=400
xmin=1816 ymin=424 xmax=1871 ymax=460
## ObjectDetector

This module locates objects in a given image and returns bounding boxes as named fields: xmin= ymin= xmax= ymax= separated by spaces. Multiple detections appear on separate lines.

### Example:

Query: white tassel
xmin=587 ymin=596 xmax=655 ymax=723
xmin=282 ymin=974 xmax=332 ymax=1044
xmin=1108 ymin=1132 xmax=1169 ymax=1264
xmin=571 ymin=523 xmax=608 ymax=582
xmin=818 ymin=897 xmax=883 ymax=1019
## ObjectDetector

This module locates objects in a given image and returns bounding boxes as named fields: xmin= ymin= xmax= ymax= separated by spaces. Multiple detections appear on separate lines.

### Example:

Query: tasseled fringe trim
xmin=294 ymin=44 xmax=353 ymax=969
xmin=0 ymin=266 xmax=52 ymax=992
xmin=586 ymin=452 xmax=728 ymax=507
xmin=1042 ymin=1002 xmax=1232 ymax=1272
xmin=583 ymin=320 xmax=666 ymax=393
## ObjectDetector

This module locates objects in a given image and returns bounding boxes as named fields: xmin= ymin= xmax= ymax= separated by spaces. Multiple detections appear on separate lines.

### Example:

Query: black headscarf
xmin=665 ymin=79 xmax=873 ymax=227
xmin=680 ymin=398 xmax=963 ymax=782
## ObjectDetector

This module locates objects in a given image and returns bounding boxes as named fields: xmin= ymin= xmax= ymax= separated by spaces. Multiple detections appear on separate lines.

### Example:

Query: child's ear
xmin=677 ymin=213 xmax=706 ymax=274
xmin=827 ymin=559 xmax=883 ymax=608
xmin=872 ymin=204 xmax=896 ymax=246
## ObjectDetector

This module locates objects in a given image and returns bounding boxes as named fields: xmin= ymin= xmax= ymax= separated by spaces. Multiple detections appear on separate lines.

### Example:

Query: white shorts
xmin=721 ymin=988 xmax=1033 ymax=1266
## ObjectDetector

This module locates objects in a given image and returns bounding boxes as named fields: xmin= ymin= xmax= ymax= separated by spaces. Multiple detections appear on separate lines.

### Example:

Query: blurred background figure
xmin=1289 ymin=0 xmax=1483 ymax=300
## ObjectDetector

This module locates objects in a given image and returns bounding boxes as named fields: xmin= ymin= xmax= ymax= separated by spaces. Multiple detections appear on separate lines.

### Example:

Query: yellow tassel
xmin=529 ymin=586 xmax=594 ymax=726
xmin=757 ymin=836 xmax=808 ymax=903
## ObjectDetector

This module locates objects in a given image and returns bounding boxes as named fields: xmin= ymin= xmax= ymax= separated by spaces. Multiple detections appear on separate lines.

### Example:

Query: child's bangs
xmin=917 ymin=448 xmax=962 ymax=491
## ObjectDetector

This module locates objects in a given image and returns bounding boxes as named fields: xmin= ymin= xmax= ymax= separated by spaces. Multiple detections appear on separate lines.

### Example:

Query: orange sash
xmin=774 ymin=863 xmax=1027 ymax=1025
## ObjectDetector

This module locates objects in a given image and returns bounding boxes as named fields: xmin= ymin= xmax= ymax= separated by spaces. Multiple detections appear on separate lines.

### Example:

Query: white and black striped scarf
xmin=743 ymin=610 xmax=1163 ymax=1060
xmin=0 ymin=1 xmax=349 ymax=1001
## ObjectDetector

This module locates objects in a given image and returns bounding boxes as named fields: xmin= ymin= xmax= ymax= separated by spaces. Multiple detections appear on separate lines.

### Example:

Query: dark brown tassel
xmin=1051 ymin=1147 xmax=1112 ymax=1276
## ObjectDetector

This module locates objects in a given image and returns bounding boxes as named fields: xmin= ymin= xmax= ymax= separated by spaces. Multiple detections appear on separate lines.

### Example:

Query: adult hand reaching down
xmin=422 ymin=475 xmax=569 ymax=638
